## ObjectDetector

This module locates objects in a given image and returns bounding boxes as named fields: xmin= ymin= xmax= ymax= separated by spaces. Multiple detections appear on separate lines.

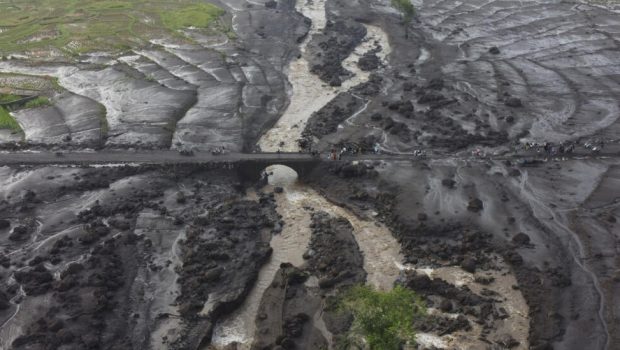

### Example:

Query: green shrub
xmin=391 ymin=0 xmax=415 ymax=23
xmin=0 ymin=93 xmax=23 ymax=103
xmin=339 ymin=285 xmax=426 ymax=350
xmin=0 ymin=106 xmax=22 ymax=132
xmin=23 ymin=96 xmax=51 ymax=109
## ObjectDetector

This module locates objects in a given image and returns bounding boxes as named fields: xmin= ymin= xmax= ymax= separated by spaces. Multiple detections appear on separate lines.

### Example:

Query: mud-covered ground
xmin=1 ymin=0 xmax=619 ymax=349
xmin=1 ymin=157 xmax=618 ymax=349
xmin=308 ymin=157 xmax=619 ymax=349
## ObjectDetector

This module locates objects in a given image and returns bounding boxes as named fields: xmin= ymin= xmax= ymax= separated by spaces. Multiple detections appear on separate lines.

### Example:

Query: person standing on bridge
xmin=339 ymin=147 xmax=347 ymax=160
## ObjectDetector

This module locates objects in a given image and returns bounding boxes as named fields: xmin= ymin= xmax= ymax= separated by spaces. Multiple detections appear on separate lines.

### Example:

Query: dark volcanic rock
xmin=512 ymin=232 xmax=531 ymax=246
xmin=505 ymin=97 xmax=523 ymax=108
xmin=382 ymin=117 xmax=412 ymax=142
xmin=307 ymin=20 xmax=367 ymax=84
xmin=0 ymin=290 xmax=10 ymax=310
xmin=439 ymin=298 xmax=453 ymax=312
xmin=171 ymin=192 xmax=279 ymax=350
xmin=306 ymin=212 xmax=366 ymax=290
xmin=253 ymin=264 xmax=328 ymax=350
xmin=417 ymin=91 xmax=445 ymax=104
xmin=461 ymin=257 xmax=477 ymax=273
xmin=0 ymin=218 xmax=10 ymax=230
xmin=8 ymin=225 xmax=30 ymax=241
xmin=414 ymin=314 xmax=471 ymax=335
xmin=467 ymin=198 xmax=484 ymax=212
xmin=427 ymin=78 xmax=445 ymax=90
xmin=441 ymin=178 xmax=456 ymax=189
xmin=301 ymin=93 xmax=364 ymax=148
xmin=358 ymin=51 xmax=381 ymax=71
xmin=0 ymin=253 xmax=10 ymax=268
xmin=496 ymin=333 xmax=520 ymax=348
xmin=328 ymin=161 xmax=376 ymax=179
xmin=14 ymin=265 xmax=54 ymax=295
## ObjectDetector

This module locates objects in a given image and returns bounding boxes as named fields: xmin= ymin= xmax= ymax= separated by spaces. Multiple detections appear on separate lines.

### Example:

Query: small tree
xmin=339 ymin=285 xmax=425 ymax=350
xmin=391 ymin=0 xmax=415 ymax=38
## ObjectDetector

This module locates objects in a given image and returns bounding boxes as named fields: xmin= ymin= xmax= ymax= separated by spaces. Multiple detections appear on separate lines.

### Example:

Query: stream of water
xmin=257 ymin=0 xmax=391 ymax=152
xmin=212 ymin=1 xmax=398 ymax=347
xmin=211 ymin=163 xmax=403 ymax=348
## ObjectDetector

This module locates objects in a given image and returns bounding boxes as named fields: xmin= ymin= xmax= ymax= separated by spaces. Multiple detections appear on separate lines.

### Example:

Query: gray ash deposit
xmin=1 ymin=0 xmax=620 ymax=349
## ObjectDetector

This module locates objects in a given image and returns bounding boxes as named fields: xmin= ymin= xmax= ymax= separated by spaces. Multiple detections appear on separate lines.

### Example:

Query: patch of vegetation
xmin=23 ymin=96 xmax=51 ymax=109
xmin=161 ymin=3 xmax=224 ymax=31
xmin=0 ymin=0 xmax=226 ymax=55
xmin=391 ymin=0 xmax=415 ymax=37
xmin=392 ymin=0 xmax=415 ymax=20
xmin=0 ymin=106 xmax=23 ymax=132
xmin=0 ymin=94 xmax=23 ymax=104
xmin=338 ymin=285 xmax=426 ymax=350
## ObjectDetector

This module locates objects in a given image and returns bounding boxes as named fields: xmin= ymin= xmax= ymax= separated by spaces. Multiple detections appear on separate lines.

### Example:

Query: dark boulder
xmin=22 ymin=190 xmax=37 ymax=202
xmin=61 ymin=263 xmax=84 ymax=279
xmin=441 ymin=179 xmax=456 ymax=189
xmin=467 ymin=198 xmax=484 ymax=212
xmin=0 ymin=219 xmax=10 ymax=230
xmin=605 ymin=214 xmax=616 ymax=223
xmin=358 ymin=52 xmax=381 ymax=71
xmin=9 ymin=225 xmax=29 ymax=241
xmin=504 ymin=251 xmax=523 ymax=266
xmin=512 ymin=232 xmax=531 ymax=246
xmin=461 ymin=257 xmax=477 ymax=273
xmin=417 ymin=92 xmax=445 ymax=104
xmin=14 ymin=265 xmax=54 ymax=295
xmin=496 ymin=334 xmax=520 ymax=348
xmin=329 ymin=76 xmax=342 ymax=87
xmin=439 ymin=299 xmax=453 ymax=312
xmin=0 ymin=290 xmax=10 ymax=310
xmin=489 ymin=46 xmax=501 ymax=55
xmin=427 ymin=78 xmax=445 ymax=90
xmin=505 ymin=97 xmax=523 ymax=108
xmin=203 ymin=266 xmax=224 ymax=282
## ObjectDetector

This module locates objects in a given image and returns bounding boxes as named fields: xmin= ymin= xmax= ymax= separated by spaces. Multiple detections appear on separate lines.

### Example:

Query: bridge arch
xmin=235 ymin=158 xmax=321 ymax=183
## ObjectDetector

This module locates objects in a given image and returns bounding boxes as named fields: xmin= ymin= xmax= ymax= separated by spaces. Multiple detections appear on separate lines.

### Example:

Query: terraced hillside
xmin=0 ymin=0 xmax=306 ymax=150
xmin=0 ymin=0 xmax=225 ymax=56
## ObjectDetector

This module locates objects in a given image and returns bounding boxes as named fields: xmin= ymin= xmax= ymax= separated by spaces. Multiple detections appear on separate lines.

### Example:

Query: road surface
xmin=0 ymin=149 xmax=618 ymax=166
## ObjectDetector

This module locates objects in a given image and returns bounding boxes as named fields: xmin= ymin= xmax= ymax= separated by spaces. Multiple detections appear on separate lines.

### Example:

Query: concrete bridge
xmin=0 ymin=150 xmax=357 ymax=182
xmin=1 ymin=149 xmax=618 ymax=182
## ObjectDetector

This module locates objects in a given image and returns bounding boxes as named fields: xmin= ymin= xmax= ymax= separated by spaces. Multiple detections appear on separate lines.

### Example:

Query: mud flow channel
xmin=257 ymin=0 xmax=391 ymax=152
xmin=210 ymin=164 xmax=402 ymax=349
